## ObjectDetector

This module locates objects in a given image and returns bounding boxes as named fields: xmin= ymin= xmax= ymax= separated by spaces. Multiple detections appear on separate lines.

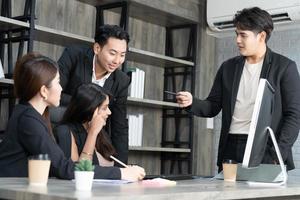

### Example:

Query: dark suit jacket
xmin=0 ymin=102 xmax=121 ymax=179
xmin=58 ymin=45 xmax=130 ymax=164
xmin=190 ymin=48 xmax=300 ymax=170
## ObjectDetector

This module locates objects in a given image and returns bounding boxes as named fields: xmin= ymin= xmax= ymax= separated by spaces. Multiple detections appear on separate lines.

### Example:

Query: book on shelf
xmin=128 ymin=114 xmax=143 ymax=147
xmin=127 ymin=67 xmax=145 ymax=98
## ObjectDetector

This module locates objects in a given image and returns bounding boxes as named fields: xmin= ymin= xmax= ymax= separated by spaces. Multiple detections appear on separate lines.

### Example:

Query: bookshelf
xmin=78 ymin=0 xmax=199 ymax=26
xmin=85 ymin=0 xmax=199 ymax=175
xmin=0 ymin=16 xmax=29 ymax=31
xmin=0 ymin=16 xmax=191 ymax=107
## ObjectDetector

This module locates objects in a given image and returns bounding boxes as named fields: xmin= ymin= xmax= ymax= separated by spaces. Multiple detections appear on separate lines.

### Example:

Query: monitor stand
xmin=246 ymin=127 xmax=288 ymax=186
xmin=0 ymin=59 xmax=4 ymax=78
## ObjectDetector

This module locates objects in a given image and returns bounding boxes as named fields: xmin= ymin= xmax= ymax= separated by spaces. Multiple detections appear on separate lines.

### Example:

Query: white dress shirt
xmin=91 ymin=55 xmax=111 ymax=87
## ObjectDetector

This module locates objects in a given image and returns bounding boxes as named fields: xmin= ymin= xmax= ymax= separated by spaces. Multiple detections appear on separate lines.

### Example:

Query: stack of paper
xmin=128 ymin=114 xmax=143 ymax=146
xmin=93 ymin=179 xmax=132 ymax=184
xmin=141 ymin=178 xmax=177 ymax=187
xmin=128 ymin=67 xmax=145 ymax=98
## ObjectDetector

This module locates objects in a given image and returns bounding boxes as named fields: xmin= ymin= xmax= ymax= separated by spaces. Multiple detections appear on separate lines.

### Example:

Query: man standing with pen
xmin=176 ymin=7 xmax=300 ymax=172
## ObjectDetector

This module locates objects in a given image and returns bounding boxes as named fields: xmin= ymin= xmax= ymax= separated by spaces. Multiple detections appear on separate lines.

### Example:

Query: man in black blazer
xmin=57 ymin=25 xmax=130 ymax=164
xmin=176 ymin=7 xmax=300 ymax=172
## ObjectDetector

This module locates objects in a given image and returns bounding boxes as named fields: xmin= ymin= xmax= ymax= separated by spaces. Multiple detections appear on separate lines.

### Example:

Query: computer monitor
xmin=242 ymin=79 xmax=274 ymax=168
xmin=242 ymin=78 xmax=288 ymax=185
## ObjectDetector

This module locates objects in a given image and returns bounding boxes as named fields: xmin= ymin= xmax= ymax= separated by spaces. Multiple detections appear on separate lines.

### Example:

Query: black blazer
xmin=58 ymin=45 xmax=130 ymax=164
xmin=0 ymin=102 xmax=121 ymax=179
xmin=190 ymin=48 xmax=300 ymax=170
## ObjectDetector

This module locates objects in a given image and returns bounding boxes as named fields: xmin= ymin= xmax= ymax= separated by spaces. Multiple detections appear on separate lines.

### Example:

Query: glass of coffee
xmin=28 ymin=154 xmax=51 ymax=186
xmin=222 ymin=159 xmax=238 ymax=182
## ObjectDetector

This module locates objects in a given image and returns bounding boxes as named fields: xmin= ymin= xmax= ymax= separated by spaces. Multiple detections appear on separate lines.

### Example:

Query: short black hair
xmin=94 ymin=24 xmax=130 ymax=46
xmin=233 ymin=7 xmax=273 ymax=42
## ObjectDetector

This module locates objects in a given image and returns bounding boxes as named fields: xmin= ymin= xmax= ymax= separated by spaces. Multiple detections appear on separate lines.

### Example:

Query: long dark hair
xmin=13 ymin=52 xmax=59 ymax=138
xmin=62 ymin=83 xmax=116 ymax=160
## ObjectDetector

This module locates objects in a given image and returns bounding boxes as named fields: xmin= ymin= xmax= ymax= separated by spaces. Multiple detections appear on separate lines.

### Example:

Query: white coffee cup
xmin=28 ymin=154 xmax=51 ymax=186
xmin=222 ymin=159 xmax=238 ymax=182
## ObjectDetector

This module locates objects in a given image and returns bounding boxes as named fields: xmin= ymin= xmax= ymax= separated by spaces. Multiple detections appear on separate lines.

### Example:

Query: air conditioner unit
xmin=207 ymin=0 xmax=300 ymax=36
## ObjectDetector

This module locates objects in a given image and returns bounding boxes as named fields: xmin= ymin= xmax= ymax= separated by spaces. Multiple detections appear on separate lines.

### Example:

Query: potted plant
xmin=74 ymin=159 xmax=95 ymax=191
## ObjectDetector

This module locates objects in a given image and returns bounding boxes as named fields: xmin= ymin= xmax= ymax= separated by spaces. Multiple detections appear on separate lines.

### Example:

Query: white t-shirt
xmin=229 ymin=59 xmax=264 ymax=134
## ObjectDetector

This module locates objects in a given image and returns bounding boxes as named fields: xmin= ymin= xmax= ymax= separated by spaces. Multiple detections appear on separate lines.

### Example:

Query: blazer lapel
xmin=230 ymin=57 xmax=245 ymax=115
xmin=84 ymin=48 xmax=94 ymax=83
xmin=103 ymin=72 xmax=115 ymax=93
xmin=260 ymin=47 xmax=272 ymax=79
xmin=103 ymin=73 xmax=115 ymax=138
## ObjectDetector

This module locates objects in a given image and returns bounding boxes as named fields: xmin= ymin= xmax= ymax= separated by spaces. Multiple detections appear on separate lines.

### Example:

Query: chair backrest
xmin=49 ymin=106 xmax=67 ymax=127
xmin=0 ymin=130 xmax=5 ymax=143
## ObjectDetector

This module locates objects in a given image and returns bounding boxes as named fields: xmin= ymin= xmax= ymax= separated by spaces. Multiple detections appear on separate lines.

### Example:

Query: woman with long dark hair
xmin=55 ymin=83 xmax=145 ymax=180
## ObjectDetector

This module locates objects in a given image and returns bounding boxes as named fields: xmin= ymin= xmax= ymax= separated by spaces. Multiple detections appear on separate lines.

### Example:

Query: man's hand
xmin=176 ymin=91 xmax=193 ymax=108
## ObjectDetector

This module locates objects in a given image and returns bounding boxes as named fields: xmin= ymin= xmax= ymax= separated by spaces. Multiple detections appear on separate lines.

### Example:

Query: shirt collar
xmin=92 ymin=55 xmax=111 ymax=81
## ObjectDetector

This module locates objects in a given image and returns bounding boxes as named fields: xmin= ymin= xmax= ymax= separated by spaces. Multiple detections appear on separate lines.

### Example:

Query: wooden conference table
xmin=1 ymin=177 xmax=300 ymax=200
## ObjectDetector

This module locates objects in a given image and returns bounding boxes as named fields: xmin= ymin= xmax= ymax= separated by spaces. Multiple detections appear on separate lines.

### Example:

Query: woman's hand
xmin=120 ymin=165 xmax=146 ymax=182
xmin=88 ymin=107 xmax=107 ymax=136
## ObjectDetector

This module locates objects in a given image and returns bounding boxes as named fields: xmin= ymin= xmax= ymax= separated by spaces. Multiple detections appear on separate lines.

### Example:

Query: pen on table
xmin=110 ymin=155 xmax=128 ymax=168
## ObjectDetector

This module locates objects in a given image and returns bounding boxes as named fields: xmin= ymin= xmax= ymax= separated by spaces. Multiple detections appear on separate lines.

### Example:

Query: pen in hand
xmin=164 ymin=91 xmax=177 ymax=96
xmin=110 ymin=155 xmax=128 ymax=168
xmin=164 ymin=90 xmax=187 ymax=97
